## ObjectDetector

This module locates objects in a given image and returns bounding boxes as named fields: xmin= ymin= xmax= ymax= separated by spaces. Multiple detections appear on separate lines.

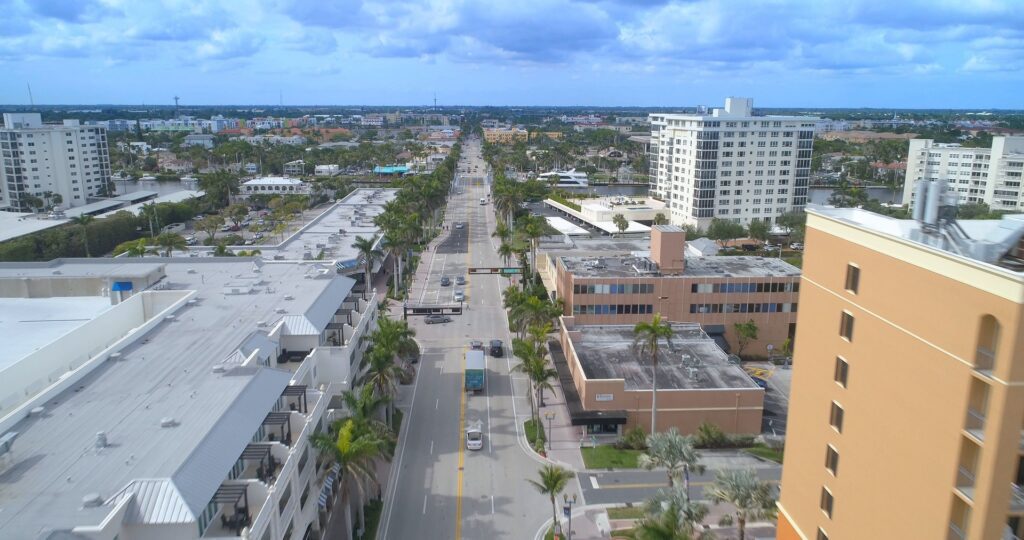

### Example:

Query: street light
xmin=562 ymin=493 xmax=578 ymax=540
xmin=544 ymin=411 xmax=555 ymax=450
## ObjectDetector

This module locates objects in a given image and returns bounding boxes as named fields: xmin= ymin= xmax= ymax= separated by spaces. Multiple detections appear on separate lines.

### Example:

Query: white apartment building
xmin=901 ymin=136 xmax=1024 ymax=210
xmin=0 ymin=113 xmax=112 ymax=212
xmin=649 ymin=98 xmax=817 ymax=229
xmin=240 ymin=177 xmax=310 ymax=197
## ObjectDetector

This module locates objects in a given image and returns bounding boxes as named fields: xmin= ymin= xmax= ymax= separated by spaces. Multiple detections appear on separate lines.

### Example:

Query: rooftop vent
xmin=160 ymin=417 xmax=178 ymax=428
xmin=29 ymin=406 xmax=45 ymax=417
xmin=164 ymin=315 xmax=176 ymax=322
xmin=95 ymin=432 xmax=108 ymax=449
xmin=82 ymin=494 xmax=104 ymax=508
xmin=275 ymin=308 xmax=287 ymax=314
xmin=211 ymin=365 xmax=226 ymax=374
xmin=109 ymin=352 xmax=123 ymax=361
xmin=256 ymin=320 xmax=267 ymax=327
xmin=187 ymin=268 xmax=197 ymax=274
xmin=52 ymin=270 xmax=62 ymax=275
xmin=283 ymin=295 xmax=294 ymax=301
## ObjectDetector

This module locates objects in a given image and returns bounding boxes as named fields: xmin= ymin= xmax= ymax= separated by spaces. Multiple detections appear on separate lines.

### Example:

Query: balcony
xmin=1011 ymin=483 xmax=1024 ymax=514
xmin=956 ymin=466 xmax=977 ymax=501
xmin=965 ymin=408 xmax=987 ymax=442
xmin=949 ymin=523 xmax=966 ymax=540
xmin=202 ymin=481 xmax=269 ymax=538
xmin=975 ymin=347 xmax=996 ymax=376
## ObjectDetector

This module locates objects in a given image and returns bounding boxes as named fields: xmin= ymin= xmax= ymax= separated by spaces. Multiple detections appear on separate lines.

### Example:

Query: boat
xmin=538 ymin=168 xmax=589 ymax=187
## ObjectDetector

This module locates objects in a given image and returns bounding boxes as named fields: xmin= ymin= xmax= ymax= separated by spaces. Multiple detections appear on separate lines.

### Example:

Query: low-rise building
xmin=183 ymin=133 xmax=215 ymax=149
xmin=555 ymin=320 xmax=764 ymax=435
xmin=315 ymin=164 xmax=340 ymax=177
xmin=241 ymin=176 xmax=310 ymax=197
xmin=483 ymin=127 xmax=529 ymax=144
xmin=554 ymin=225 xmax=800 ymax=353
xmin=283 ymin=159 xmax=305 ymax=176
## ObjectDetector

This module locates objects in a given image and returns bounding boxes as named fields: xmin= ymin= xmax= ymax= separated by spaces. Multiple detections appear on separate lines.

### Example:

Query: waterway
xmin=565 ymin=184 xmax=902 ymax=205
xmin=113 ymin=178 xmax=198 ymax=197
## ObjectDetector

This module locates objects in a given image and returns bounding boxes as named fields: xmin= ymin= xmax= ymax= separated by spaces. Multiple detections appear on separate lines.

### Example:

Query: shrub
xmin=615 ymin=426 xmax=648 ymax=450
xmin=695 ymin=421 xmax=728 ymax=448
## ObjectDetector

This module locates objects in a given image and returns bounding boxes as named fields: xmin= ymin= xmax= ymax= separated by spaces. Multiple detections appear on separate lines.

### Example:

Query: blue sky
xmin=0 ymin=0 xmax=1021 ymax=108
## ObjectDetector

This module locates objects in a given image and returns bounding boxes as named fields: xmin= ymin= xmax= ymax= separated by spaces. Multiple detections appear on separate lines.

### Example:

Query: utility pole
xmin=26 ymin=83 xmax=34 ymax=107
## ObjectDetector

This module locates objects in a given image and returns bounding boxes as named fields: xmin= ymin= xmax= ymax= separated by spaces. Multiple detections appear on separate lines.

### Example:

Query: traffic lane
xmin=578 ymin=468 xmax=781 ymax=505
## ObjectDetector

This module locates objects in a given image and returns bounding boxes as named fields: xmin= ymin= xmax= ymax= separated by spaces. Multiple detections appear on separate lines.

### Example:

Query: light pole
xmin=562 ymin=493 xmax=577 ymax=540
xmin=544 ymin=411 xmax=555 ymax=450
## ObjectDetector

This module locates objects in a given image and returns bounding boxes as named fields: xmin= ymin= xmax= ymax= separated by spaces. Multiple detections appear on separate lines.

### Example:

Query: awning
xmin=711 ymin=334 xmax=730 ymax=353
xmin=111 ymin=281 xmax=133 ymax=291
xmin=318 ymin=464 xmax=343 ymax=508
xmin=549 ymin=340 xmax=627 ymax=427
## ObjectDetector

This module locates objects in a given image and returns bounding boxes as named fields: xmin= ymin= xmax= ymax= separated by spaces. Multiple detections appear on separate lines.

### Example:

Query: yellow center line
xmin=455 ymin=159 xmax=475 ymax=540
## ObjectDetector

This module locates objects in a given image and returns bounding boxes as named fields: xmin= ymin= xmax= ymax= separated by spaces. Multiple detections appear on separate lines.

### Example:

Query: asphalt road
xmin=577 ymin=467 xmax=781 ymax=506
xmin=379 ymin=139 xmax=568 ymax=540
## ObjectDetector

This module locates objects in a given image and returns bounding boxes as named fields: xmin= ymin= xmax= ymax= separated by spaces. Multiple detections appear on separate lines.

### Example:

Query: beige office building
xmin=777 ymin=195 xmax=1024 ymax=540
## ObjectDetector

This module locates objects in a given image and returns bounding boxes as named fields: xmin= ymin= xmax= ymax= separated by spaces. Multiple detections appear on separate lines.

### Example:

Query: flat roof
xmin=570 ymin=323 xmax=759 ymax=391
xmin=545 ymin=216 xmax=589 ymax=236
xmin=0 ymin=211 xmax=67 ymax=242
xmin=97 ymin=190 xmax=204 ymax=218
xmin=561 ymin=254 xmax=800 ymax=278
xmin=0 ymin=258 xmax=354 ymax=532
xmin=0 ymin=296 xmax=112 ymax=369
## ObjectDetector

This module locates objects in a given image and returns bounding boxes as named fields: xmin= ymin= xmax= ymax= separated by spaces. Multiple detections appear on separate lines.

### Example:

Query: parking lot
xmin=746 ymin=360 xmax=792 ymax=435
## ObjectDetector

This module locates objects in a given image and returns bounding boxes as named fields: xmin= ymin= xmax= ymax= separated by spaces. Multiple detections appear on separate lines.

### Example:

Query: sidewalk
xmin=537 ymin=381 xmax=586 ymax=471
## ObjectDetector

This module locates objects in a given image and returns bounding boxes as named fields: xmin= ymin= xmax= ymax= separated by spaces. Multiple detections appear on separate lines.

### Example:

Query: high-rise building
xmin=901 ymin=136 xmax=1024 ymax=211
xmin=0 ymin=112 xmax=112 ymax=212
xmin=649 ymin=98 xmax=817 ymax=229
xmin=777 ymin=195 xmax=1024 ymax=540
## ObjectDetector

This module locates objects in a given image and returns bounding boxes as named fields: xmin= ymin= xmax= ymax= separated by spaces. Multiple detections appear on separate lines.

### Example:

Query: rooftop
xmin=242 ymin=176 xmax=305 ymax=186
xmin=569 ymin=323 xmax=760 ymax=391
xmin=561 ymin=254 xmax=800 ymax=278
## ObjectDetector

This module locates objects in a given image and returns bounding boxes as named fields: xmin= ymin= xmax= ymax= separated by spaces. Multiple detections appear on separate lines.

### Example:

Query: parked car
xmin=454 ymin=289 xmax=465 ymax=302
xmin=455 ymin=275 xmax=466 ymax=286
xmin=440 ymin=276 xmax=451 ymax=286
xmin=489 ymin=339 xmax=503 ymax=357
xmin=790 ymin=242 xmax=804 ymax=250
xmin=425 ymin=314 xmax=452 ymax=324
xmin=455 ymin=222 xmax=465 ymax=229
xmin=741 ymin=244 xmax=758 ymax=252
xmin=220 ymin=225 xmax=232 ymax=232
xmin=470 ymin=340 xmax=484 ymax=350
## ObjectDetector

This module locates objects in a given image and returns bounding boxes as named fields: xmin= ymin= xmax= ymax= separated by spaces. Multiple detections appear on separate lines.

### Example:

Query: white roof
xmin=592 ymin=220 xmax=651 ymax=234
xmin=243 ymin=176 xmax=305 ymax=187
xmin=545 ymin=216 xmax=589 ymax=236
xmin=0 ymin=212 xmax=66 ymax=243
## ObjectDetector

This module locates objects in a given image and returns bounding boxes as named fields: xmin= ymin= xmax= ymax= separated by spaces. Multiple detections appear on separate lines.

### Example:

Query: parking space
xmin=746 ymin=361 xmax=792 ymax=435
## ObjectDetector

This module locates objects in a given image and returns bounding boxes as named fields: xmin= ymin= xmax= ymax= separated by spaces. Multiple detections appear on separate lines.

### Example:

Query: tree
xmin=694 ymin=421 xmax=728 ymax=449
xmin=226 ymin=203 xmax=249 ymax=227
xmin=734 ymin=320 xmax=759 ymax=358
xmin=498 ymin=241 xmax=515 ymax=268
xmin=352 ymin=235 xmax=383 ymax=300
xmin=71 ymin=215 xmax=95 ymax=257
xmin=638 ymin=488 xmax=714 ymax=540
xmin=613 ymin=213 xmax=629 ymax=236
xmin=639 ymin=428 xmax=705 ymax=489
xmin=359 ymin=348 xmax=405 ymax=428
xmin=777 ymin=212 xmax=806 ymax=243
xmin=198 ymin=170 xmax=240 ymax=208
xmin=707 ymin=218 xmax=746 ymax=249
xmin=196 ymin=214 xmax=225 ymax=243
xmin=706 ymin=469 xmax=777 ymax=540
xmin=154 ymin=232 xmax=187 ymax=257
xmin=634 ymin=313 xmax=673 ymax=433
xmin=747 ymin=219 xmax=770 ymax=243
xmin=653 ymin=213 xmax=669 ymax=225
xmin=113 ymin=238 xmax=149 ymax=257
xmin=527 ymin=465 xmax=574 ymax=537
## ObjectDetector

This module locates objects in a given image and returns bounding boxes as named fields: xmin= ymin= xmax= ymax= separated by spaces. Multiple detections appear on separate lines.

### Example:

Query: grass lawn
xmin=357 ymin=499 xmax=384 ymax=539
xmin=745 ymin=443 xmax=784 ymax=463
xmin=524 ymin=419 xmax=546 ymax=446
xmin=607 ymin=506 xmax=645 ymax=520
xmin=581 ymin=445 xmax=642 ymax=469
xmin=783 ymin=255 xmax=803 ymax=268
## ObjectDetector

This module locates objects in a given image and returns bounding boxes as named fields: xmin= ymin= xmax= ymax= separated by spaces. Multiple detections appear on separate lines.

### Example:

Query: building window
xmin=844 ymin=264 xmax=860 ymax=293
xmin=829 ymin=402 xmax=844 ymax=433
xmin=839 ymin=312 xmax=854 ymax=341
xmin=834 ymin=357 xmax=848 ymax=387
xmin=820 ymin=487 xmax=834 ymax=519
xmin=825 ymin=445 xmax=839 ymax=475
xmin=817 ymin=528 xmax=829 ymax=540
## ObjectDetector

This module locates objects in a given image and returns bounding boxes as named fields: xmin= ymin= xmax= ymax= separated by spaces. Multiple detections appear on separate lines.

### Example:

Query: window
xmin=829 ymin=402 xmax=844 ymax=432
xmin=825 ymin=445 xmax=839 ymax=475
xmin=844 ymin=264 xmax=859 ymax=293
xmin=817 ymin=528 xmax=829 ymax=540
xmin=839 ymin=312 xmax=854 ymax=341
xmin=834 ymin=357 xmax=848 ymax=387
xmin=820 ymin=487 xmax=834 ymax=518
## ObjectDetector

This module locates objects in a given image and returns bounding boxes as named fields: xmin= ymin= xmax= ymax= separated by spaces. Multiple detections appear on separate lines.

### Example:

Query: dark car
xmin=425 ymin=314 xmax=452 ymax=324
xmin=455 ymin=275 xmax=466 ymax=286
xmin=489 ymin=339 xmax=503 ymax=357
xmin=440 ymin=276 xmax=451 ymax=286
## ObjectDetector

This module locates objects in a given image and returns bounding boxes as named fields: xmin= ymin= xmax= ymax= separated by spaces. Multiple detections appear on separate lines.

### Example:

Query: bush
xmin=524 ymin=419 xmax=546 ymax=446
xmin=615 ymin=426 xmax=647 ymax=450
xmin=695 ymin=421 xmax=728 ymax=448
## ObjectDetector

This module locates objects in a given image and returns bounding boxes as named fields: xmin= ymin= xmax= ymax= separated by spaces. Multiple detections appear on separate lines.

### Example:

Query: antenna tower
xmin=173 ymin=96 xmax=180 ymax=118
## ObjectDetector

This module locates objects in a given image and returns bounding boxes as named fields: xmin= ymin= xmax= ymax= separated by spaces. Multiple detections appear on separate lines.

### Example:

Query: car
xmin=480 ymin=198 xmax=487 ymax=205
xmin=244 ymin=239 xmax=255 ymax=245
xmin=425 ymin=314 xmax=452 ymax=324
xmin=254 ymin=232 xmax=264 ymax=239
xmin=454 ymin=222 xmax=464 ymax=229
xmin=789 ymin=242 xmax=804 ymax=250
xmin=454 ymin=289 xmax=465 ymax=302
xmin=489 ymin=339 xmax=503 ymax=357
xmin=440 ymin=276 xmax=451 ymax=287
xmin=220 ymin=225 xmax=232 ymax=232
xmin=764 ymin=242 xmax=779 ymax=250
xmin=470 ymin=340 xmax=484 ymax=350
xmin=750 ymin=376 xmax=769 ymax=389
xmin=455 ymin=275 xmax=466 ymax=286
xmin=741 ymin=244 xmax=758 ymax=252
xmin=466 ymin=422 xmax=484 ymax=451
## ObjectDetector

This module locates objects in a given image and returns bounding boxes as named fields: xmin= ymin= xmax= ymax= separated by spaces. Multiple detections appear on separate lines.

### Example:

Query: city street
xmin=379 ymin=139 xmax=572 ymax=540
xmin=577 ymin=464 xmax=781 ymax=506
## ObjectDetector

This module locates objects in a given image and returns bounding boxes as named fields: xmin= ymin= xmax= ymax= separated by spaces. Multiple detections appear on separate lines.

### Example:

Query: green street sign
xmin=500 ymin=268 xmax=522 ymax=275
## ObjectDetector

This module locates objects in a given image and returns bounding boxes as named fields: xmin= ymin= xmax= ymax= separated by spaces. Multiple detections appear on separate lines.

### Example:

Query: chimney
xmin=650 ymin=225 xmax=686 ymax=274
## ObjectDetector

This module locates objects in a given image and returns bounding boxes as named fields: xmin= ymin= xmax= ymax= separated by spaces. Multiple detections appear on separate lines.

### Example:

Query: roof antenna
xmin=27 ymin=83 xmax=34 ymax=107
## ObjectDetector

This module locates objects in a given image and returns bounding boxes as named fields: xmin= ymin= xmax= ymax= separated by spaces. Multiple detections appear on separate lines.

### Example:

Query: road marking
xmin=430 ymin=440 xmax=434 ymax=455
xmin=423 ymin=494 xmax=428 ymax=514
xmin=490 ymin=495 xmax=495 ymax=514
xmin=455 ymin=346 xmax=467 ymax=540
xmin=436 ymin=398 xmax=439 ymax=409
xmin=590 ymin=476 xmax=600 ymax=489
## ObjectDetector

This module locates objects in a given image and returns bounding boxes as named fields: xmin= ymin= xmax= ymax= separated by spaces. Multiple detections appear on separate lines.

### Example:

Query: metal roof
xmin=281 ymin=277 xmax=354 ymax=336
xmin=113 ymin=479 xmax=193 ymax=524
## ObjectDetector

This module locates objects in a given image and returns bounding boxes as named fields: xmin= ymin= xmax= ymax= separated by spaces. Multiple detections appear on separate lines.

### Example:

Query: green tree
xmin=70 ymin=215 xmax=95 ymax=257
xmin=498 ymin=241 xmax=515 ymax=268
xmin=113 ymin=238 xmax=149 ymax=257
xmin=638 ymin=488 xmax=713 ymax=540
xmin=352 ymin=235 xmax=383 ymax=300
xmin=613 ymin=213 xmax=629 ymax=236
xmin=198 ymin=170 xmax=240 ymax=208
xmin=747 ymin=219 xmax=770 ymax=243
xmin=196 ymin=214 xmax=225 ymax=243
xmin=734 ymin=320 xmax=759 ymax=358
xmin=154 ymin=232 xmax=187 ymax=257
xmin=634 ymin=313 xmax=674 ymax=433
xmin=777 ymin=212 xmax=806 ymax=243
xmin=639 ymin=428 xmax=705 ymax=488
xmin=707 ymin=218 xmax=746 ymax=249
xmin=359 ymin=347 xmax=405 ymax=428
xmin=226 ymin=203 xmax=249 ymax=227
xmin=707 ymin=469 xmax=777 ymax=540
xmin=527 ymin=465 xmax=574 ymax=537
xmin=653 ymin=213 xmax=669 ymax=225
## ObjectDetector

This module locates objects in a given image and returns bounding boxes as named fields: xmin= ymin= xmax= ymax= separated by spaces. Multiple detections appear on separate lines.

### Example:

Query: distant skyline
xmin=0 ymin=0 xmax=1021 ymax=109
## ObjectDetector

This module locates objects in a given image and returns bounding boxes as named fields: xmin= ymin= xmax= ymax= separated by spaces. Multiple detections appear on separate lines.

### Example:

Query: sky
xmin=0 ymin=0 xmax=1021 ymax=108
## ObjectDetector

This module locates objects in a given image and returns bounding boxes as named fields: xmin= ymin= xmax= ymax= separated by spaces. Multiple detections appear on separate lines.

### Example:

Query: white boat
xmin=538 ymin=168 xmax=589 ymax=187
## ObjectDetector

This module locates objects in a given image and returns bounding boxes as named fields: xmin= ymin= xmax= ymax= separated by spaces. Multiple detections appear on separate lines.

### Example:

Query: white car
xmin=466 ymin=423 xmax=483 ymax=450
xmin=454 ymin=289 xmax=465 ymax=302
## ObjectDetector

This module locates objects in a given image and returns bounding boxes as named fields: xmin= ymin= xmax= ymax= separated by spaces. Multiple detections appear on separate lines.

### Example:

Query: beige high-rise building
xmin=778 ymin=191 xmax=1024 ymax=540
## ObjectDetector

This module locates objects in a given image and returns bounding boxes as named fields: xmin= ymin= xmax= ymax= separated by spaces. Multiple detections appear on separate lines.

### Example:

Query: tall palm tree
xmin=352 ymin=235 xmax=383 ymax=300
xmin=154 ymin=232 xmax=187 ymax=257
xmin=527 ymin=464 xmax=574 ymax=537
xmin=634 ymin=313 xmax=673 ymax=433
xmin=119 ymin=239 xmax=149 ymax=257
xmin=359 ymin=348 xmax=405 ymax=428
xmin=71 ymin=215 xmax=95 ymax=257
xmin=492 ymin=222 xmax=512 ymax=244
xmin=519 ymin=214 xmax=546 ymax=277
xmin=498 ymin=241 xmax=515 ymax=268
xmin=706 ymin=469 xmax=777 ymax=540
xmin=643 ymin=486 xmax=712 ymax=538
xmin=639 ymin=428 xmax=705 ymax=489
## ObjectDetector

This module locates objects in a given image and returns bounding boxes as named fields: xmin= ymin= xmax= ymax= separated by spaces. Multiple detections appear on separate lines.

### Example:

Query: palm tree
xmin=643 ymin=486 xmax=712 ymax=537
xmin=509 ymin=296 xmax=556 ymax=338
xmin=613 ymin=213 xmax=629 ymax=236
xmin=352 ymin=235 xmax=383 ymax=300
xmin=492 ymin=222 xmax=512 ymax=244
xmin=498 ymin=241 xmax=515 ymax=268
xmin=653 ymin=213 xmax=669 ymax=226
xmin=359 ymin=348 xmax=405 ymax=428
xmin=154 ymin=232 xmax=187 ymax=257
xmin=634 ymin=313 xmax=673 ymax=433
xmin=706 ymin=469 xmax=777 ymax=540
xmin=519 ymin=214 xmax=546 ymax=277
xmin=71 ymin=215 xmax=95 ymax=257
xmin=639 ymin=428 xmax=705 ymax=489
xmin=527 ymin=464 xmax=574 ymax=537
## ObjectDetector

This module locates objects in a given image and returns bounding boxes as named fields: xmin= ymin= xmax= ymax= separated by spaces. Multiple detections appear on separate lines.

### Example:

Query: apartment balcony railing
xmin=975 ymin=347 xmax=996 ymax=375
xmin=965 ymin=408 xmax=986 ymax=441
xmin=1011 ymin=483 xmax=1024 ymax=513
xmin=956 ymin=466 xmax=977 ymax=501
xmin=949 ymin=522 xmax=966 ymax=540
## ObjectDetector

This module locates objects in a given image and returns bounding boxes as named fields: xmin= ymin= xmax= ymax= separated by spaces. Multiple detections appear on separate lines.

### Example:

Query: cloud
xmin=30 ymin=0 xmax=119 ymax=23
xmin=195 ymin=30 xmax=265 ymax=60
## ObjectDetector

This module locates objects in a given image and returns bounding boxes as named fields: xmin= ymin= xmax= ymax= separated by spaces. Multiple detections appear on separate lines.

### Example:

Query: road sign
xmin=468 ymin=267 xmax=523 ymax=275
xmin=563 ymin=506 xmax=571 ymax=518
